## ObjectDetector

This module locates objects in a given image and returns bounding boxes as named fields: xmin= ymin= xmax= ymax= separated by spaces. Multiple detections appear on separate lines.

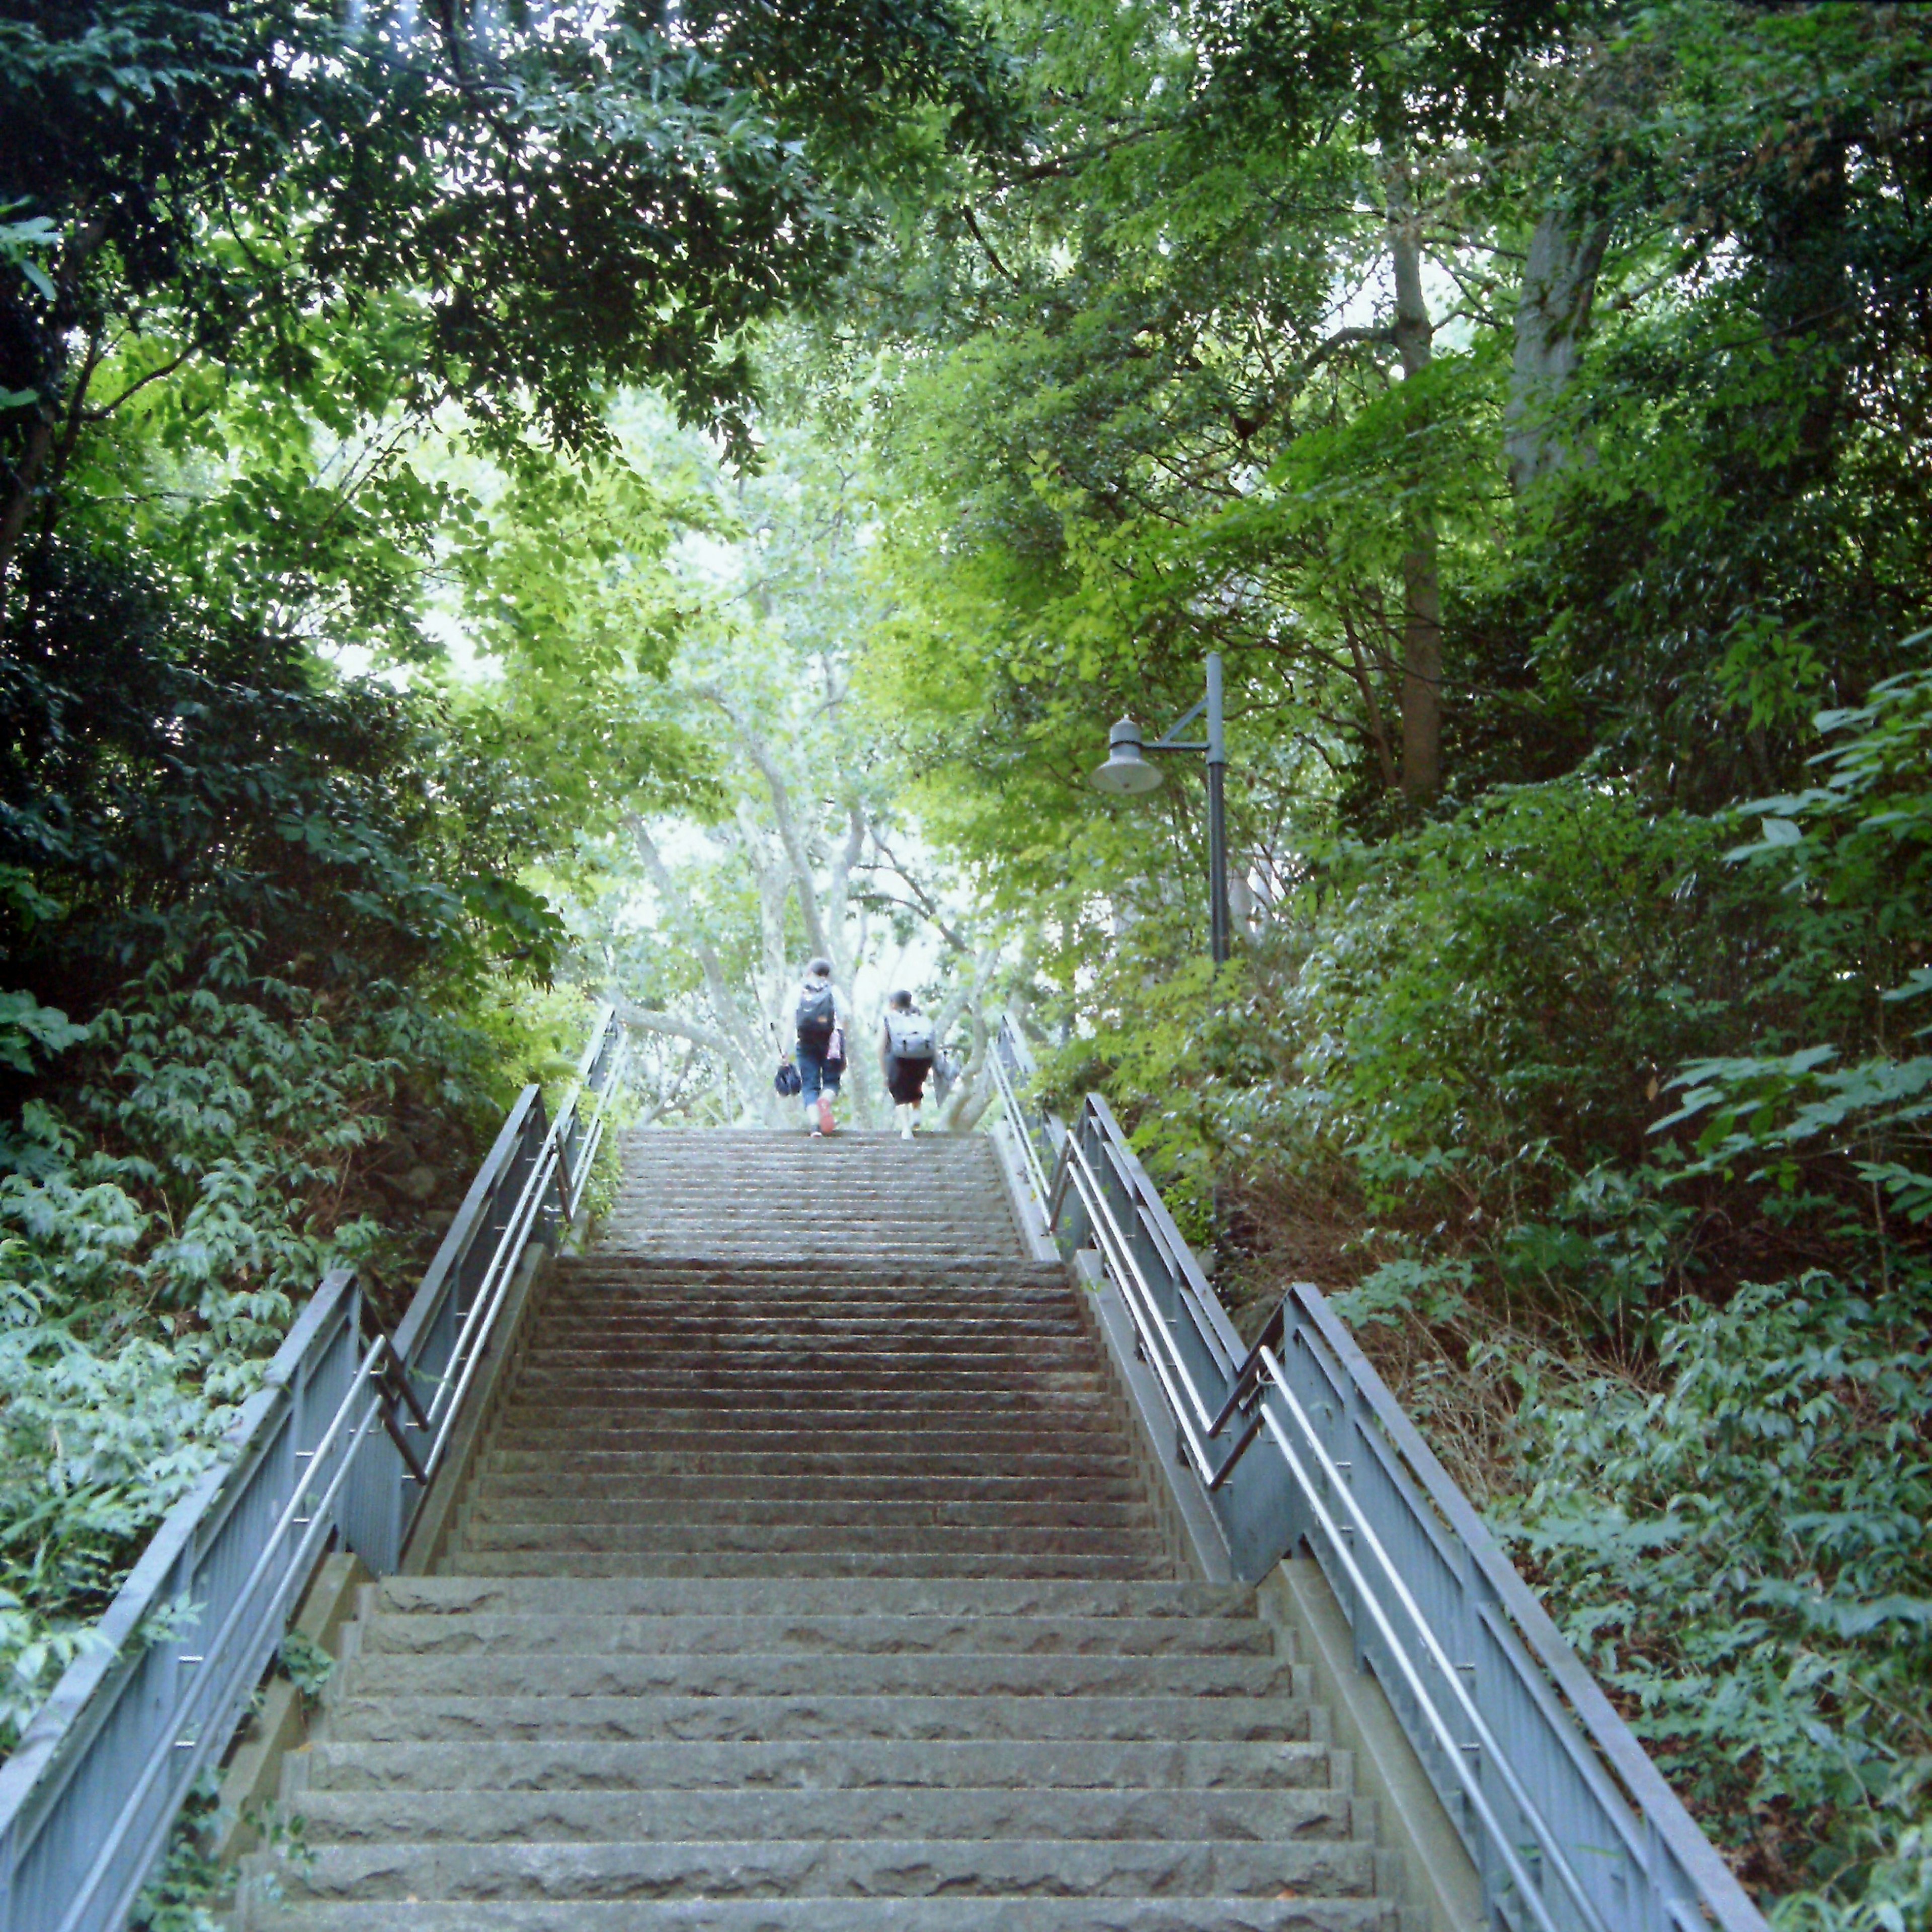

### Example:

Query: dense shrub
xmin=1498 ymin=1276 xmax=1932 ymax=1905
xmin=1038 ymin=659 xmax=1932 ymax=1909
xmin=0 ymin=946 xmax=526 ymax=1750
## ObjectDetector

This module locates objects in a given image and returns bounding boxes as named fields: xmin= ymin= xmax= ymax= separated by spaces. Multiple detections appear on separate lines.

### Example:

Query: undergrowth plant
xmin=0 ymin=936 xmax=580 ymax=1755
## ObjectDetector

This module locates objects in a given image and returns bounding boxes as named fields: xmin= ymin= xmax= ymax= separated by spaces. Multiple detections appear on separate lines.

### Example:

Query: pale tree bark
xmin=1505 ymin=207 xmax=1609 ymax=495
xmin=623 ymin=814 xmax=772 ymax=1116
xmin=621 ymin=684 xmax=885 ymax=1124
xmin=932 ymin=946 xmax=999 ymax=1132
xmin=697 ymin=682 xmax=834 ymax=960
xmin=1389 ymin=181 xmax=1442 ymax=804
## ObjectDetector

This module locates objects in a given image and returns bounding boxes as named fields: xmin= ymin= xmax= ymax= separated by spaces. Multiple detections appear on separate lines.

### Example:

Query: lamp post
xmin=1090 ymin=652 xmax=1231 ymax=965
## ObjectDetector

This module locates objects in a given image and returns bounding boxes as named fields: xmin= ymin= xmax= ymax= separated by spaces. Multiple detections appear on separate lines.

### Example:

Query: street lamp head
xmin=1091 ymin=716 xmax=1165 ymax=796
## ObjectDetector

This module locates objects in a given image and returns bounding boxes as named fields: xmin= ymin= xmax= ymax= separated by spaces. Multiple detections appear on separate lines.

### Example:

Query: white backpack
xmin=885 ymin=1011 xmax=935 ymax=1062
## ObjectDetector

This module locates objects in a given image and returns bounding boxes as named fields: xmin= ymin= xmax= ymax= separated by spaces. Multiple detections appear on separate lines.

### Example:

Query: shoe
xmin=810 ymin=1126 xmax=824 ymax=1137
xmin=900 ymin=1117 xmax=913 ymax=1140
xmin=817 ymin=1096 xmax=835 ymax=1135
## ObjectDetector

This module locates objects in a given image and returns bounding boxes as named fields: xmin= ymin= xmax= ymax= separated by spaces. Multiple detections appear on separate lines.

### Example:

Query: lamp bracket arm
xmin=1156 ymin=694 xmax=1209 ymax=742
xmin=1149 ymin=737 xmax=1208 ymax=754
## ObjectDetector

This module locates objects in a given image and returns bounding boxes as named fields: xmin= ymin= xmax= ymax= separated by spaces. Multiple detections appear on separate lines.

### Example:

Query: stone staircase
xmin=248 ymin=1130 xmax=1396 ymax=1929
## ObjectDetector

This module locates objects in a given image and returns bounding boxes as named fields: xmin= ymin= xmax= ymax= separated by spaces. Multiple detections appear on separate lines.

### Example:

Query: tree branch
xmin=960 ymin=205 xmax=1021 ymax=287
xmin=81 ymin=348 xmax=195 ymax=423
xmin=609 ymin=1001 xmax=738 ymax=1060
xmin=693 ymin=683 xmax=832 ymax=960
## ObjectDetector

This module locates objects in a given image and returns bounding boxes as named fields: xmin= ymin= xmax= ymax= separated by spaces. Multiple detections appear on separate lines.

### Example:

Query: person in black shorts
xmin=879 ymin=990 xmax=937 ymax=1139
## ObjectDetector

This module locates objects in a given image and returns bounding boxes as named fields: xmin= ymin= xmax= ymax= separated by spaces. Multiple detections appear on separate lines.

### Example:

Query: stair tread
xmin=360 ymin=1613 xmax=1271 ymax=1655
xmin=290 ymin=1787 xmax=1354 ymax=1841
xmin=302 ymin=1739 xmax=1338 ymax=1789
xmin=265 ymin=1833 xmax=1377 ymax=1896
xmin=325 ymin=1693 xmax=1311 ymax=1741
xmin=249 ymin=1902 xmax=1391 ymax=1930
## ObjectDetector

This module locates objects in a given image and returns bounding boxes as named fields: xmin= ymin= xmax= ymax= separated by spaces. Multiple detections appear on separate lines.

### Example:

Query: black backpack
xmin=796 ymin=984 xmax=836 ymax=1049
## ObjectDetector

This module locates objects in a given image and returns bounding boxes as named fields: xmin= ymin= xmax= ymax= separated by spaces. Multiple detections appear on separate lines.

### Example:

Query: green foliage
xmin=1498 ymin=1276 xmax=1932 ymax=1903
xmin=129 ymin=1770 xmax=231 ymax=1932
xmin=1 ymin=0 xmax=1013 ymax=513
xmin=934 ymin=650 xmax=1932 ymax=1906
xmin=276 ymin=1629 xmax=334 ymax=1711
xmin=0 ymin=541 xmax=571 ymax=1011
xmin=0 ymin=946 xmax=520 ymax=1752
xmin=129 ymin=1770 xmax=313 ymax=1932
xmin=0 ymin=991 xmax=82 ymax=1074
xmin=1664 ymin=660 xmax=1932 ymax=1225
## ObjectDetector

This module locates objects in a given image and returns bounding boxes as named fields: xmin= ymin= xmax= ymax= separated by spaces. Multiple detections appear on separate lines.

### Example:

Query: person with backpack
xmin=793 ymin=957 xmax=847 ymax=1136
xmin=880 ymin=989 xmax=937 ymax=1138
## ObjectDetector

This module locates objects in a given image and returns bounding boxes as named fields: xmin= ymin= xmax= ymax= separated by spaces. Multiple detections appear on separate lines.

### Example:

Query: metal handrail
xmin=0 ymin=1004 xmax=628 ymax=1932
xmin=988 ymin=1013 xmax=1768 ymax=1932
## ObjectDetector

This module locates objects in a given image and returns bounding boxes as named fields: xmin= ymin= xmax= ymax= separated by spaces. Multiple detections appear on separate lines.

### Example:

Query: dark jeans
xmin=798 ymin=1040 xmax=842 ymax=1103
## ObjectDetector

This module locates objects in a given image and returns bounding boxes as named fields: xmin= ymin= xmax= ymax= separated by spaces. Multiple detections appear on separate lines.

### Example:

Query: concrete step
xmin=531 ymin=1318 xmax=1080 ymax=1337
xmin=288 ymin=1785 xmax=1354 ymax=1844
xmin=264 ymin=1835 xmax=1375 ymax=1901
xmin=548 ymin=1270 xmax=1064 ymax=1287
xmin=598 ymin=1210 xmax=1019 ymax=1225
xmin=343 ymin=1651 xmax=1295 ymax=1701
xmin=248 ymin=1899 xmax=1392 ymax=1931
xmin=516 ymin=1344 xmax=1095 ymax=1365
xmin=456 ymin=1473 xmax=1148 ymax=1504
xmin=598 ymin=1230 xmax=1017 ymax=1244
xmin=476 ymin=1449 xmax=1135 ymax=1477
xmin=359 ymin=1612 xmax=1274 ymax=1658
xmin=439 ymin=1551 xmax=1177 ymax=1580
xmin=456 ymin=1500 xmax=1159 ymax=1533
xmin=269 ymin=1128 xmax=1392 ymax=1932
xmin=374 ymin=1578 xmax=1252 ymax=1618
xmin=514 ymin=1339 xmax=1098 ymax=1361
xmin=500 ymin=1377 xmax=1108 ymax=1401
xmin=493 ymin=1393 xmax=1113 ymax=1418
xmin=507 ymin=1358 xmax=1097 ymax=1380
xmin=491 ymin=1391 xmax=1112 ymax=1422
xmin=600 ymin=1254 xmax=1029 ymax=1269
xmin=557 ymin=1252 xmax=1056 ymax=1268
xmin=485 ymin=1424 xmax=1124 ymax=1452
xmin=302 ymin=1737 xmax=1341 ymax=1793
xmin=498 ymin=1378 xmax=1106 ymax=1402
xmin=450 ymin=1527 xmax=1168 ymax=1562
xmin=325 ymin=1693 xmax=1312 ymax=1744
xmin=480 ymin=1450 xmax=1139 ymax=1479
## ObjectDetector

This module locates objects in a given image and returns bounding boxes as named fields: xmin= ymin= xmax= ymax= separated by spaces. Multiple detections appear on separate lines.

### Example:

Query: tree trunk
xmin=1505 ymin=207 xmax=1609 ymax=494
xmin=1389 ymin=188 xmax=1440 ymax=804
